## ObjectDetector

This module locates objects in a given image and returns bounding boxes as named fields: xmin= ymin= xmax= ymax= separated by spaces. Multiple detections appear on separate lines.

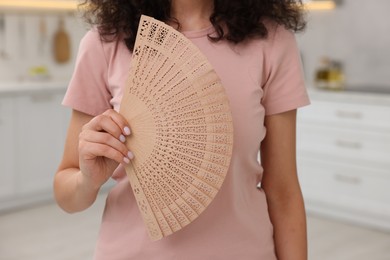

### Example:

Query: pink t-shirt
xmin=63 ymin=23 xmax=309 ymax=259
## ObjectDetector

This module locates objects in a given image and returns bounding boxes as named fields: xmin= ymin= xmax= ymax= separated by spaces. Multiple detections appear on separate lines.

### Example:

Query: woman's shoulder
xmin=261 ymin=19 xmax=297 ymax=47
xmin=82 ymin=27 xmax=126 ymax=43
xmin=79 ymin=27 xmax=101 ymax=46
xmin=240 ymin=20 xmax=296 ymax=54
xmin=78 ymin=27 xmax=130 ymax=61
xmin=76 ymin=28 xmax=107 ymax=59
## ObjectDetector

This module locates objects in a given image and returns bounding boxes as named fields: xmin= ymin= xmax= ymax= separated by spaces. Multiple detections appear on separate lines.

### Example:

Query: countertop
xmin=0 ymin=81 xmax=68 ymax=95
xmin=307 ymin=87 xmax=390 ymax=106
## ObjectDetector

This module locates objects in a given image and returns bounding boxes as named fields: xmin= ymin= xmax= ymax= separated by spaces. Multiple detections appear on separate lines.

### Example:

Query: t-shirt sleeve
xmin=261 ymin=26 xmax=310 ymax=116
xmin=62 ymin=29 xmax=112 ymax=116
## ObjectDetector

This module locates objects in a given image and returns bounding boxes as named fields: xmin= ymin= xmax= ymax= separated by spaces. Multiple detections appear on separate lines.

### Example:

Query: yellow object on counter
xmin=28 ymin=65 xmax=50 ymax=81
xmin=314 ymin=57 xmax=345 ymax=91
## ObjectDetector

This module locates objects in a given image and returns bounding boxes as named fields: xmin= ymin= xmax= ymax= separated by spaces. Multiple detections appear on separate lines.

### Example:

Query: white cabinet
xmin=297 ymin=89 xmax=390 ymax=230
xmin=0 ymin=88 xmax=70 ymax=211
xmin=0 ymin=96 xmax=16 ymax=199
xmin=16 ymin=92 xmax=69 ymax=195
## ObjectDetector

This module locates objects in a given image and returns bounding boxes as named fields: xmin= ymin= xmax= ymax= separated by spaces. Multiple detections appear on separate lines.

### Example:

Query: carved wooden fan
xmin=120 ymin=15 xmax=233 ymax=241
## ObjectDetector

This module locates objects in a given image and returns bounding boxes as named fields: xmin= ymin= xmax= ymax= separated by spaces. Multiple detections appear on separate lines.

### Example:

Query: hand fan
xmin=119 ymin=15 xmax=234 ymax=241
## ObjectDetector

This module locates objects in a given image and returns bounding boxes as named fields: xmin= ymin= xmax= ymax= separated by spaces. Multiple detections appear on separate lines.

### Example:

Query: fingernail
xmin=124 ymin=127 xmax=131 ymax=136
xmin=119 ymin=134 xmax=126 ymax=143
xmin=123 ymin=157 xmax=130 ymax=164
xmin=128 ymin=151 xmax=134 ymax=160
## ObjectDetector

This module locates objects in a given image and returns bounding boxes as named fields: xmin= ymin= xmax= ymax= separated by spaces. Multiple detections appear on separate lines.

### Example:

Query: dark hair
xmin=80 ymin=0 xmax=306 ymax=51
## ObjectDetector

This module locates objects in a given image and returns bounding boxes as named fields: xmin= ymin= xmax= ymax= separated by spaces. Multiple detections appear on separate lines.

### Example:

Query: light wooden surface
xmin=1 ymin=193 xmax=390 ymax=260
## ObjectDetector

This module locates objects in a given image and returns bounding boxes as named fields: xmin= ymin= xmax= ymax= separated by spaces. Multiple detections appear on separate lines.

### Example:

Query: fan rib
xmin=142 ymin=163 xmax=192 ymax=231
xmin=126 ymin=163 xmax=164 ymax=240
xmin=154 ymin=114 xmax=232 ymax=129
xmin=155 ymin=138 xmax=232 ymax=170
xmin=147 ymin=152 xmax=214 ymax=211
xmin=145 ymin=161 xmax=200 ymax=220
xmin=136 ymin=44 xmax=194 ymax=97
xmin=156 ymin=136 xmax=232 ymax=158
xmin=147 ymin=158 xmax=211 ymax=218
xmin=133 ymin=162 xmax=181 ymax=235
xmin=152 ymin=144 xmax=225 ymax=193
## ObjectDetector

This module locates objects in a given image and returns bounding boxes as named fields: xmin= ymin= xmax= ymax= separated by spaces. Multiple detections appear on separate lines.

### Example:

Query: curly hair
xmin=80 ymin=0 xmax=306 ymax=51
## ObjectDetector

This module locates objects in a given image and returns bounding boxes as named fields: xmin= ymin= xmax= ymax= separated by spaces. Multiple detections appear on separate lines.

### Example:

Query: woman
xmin=54 ymin=0 xmax=309 ymax=259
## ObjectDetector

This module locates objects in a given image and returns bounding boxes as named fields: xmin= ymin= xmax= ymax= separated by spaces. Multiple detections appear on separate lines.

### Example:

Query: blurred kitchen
xmin=0 ymin=0 xmax=389 ymax=259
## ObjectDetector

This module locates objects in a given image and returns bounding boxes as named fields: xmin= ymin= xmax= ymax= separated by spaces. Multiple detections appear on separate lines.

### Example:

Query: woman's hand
xmin=78 ymin=109 xmax=134 ymax=190
xmin=54 ymin=109 xmax=133 ymax=213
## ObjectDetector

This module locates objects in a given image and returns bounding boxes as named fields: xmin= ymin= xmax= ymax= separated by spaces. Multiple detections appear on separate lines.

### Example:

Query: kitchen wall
xmin=0 ymin=12 xmax=87 ymax=82
xmin=297 ymin=0 xmax=390 ymax=88
xmin=1 ymin=1 xmax=389 ymax=88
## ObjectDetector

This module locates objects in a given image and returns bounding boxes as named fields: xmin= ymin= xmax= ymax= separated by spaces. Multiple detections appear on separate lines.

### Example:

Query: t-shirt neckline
xmin=180 ymin=25 xmax=215 ymax=39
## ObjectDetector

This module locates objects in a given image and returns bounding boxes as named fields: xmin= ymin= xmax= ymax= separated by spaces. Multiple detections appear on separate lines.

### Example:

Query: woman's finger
xmin=83 ymin=109 xmax=131 ymax=144
xmin=102 ymin=109 xmax=131 ymax=136
xmin=80 ymin=130 xmax=133 ymax=159
xmin=79 ymin=141 xmax=131 ymax=165
xmin=83 ymin=113 xmax=118 ymax=133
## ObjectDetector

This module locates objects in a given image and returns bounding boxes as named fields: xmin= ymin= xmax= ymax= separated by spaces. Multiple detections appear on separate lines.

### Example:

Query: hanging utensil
xmin=53 ymin=16 xmax=71 ymax=64
xmin=38 ymin=16 xmax=47 ymax=57
xmin=0 ymin=14 xmax=9 ymax=59
xmin=18 ymin=14 xmax=26 ymax=59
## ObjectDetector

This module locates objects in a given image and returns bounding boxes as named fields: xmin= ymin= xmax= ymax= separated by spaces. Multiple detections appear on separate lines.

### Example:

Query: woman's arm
xmin=54 ymin=109 xmax=132 ymax=213
xmin=260 ymin=109 xmax=307 ymax=260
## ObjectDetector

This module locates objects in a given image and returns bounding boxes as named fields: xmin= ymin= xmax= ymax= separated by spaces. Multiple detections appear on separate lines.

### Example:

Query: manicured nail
xmin=123 ymin=157 xmax=130 ymax=164
xmin=124 ymin=127 xmax=131 ymax=136
xmin=128 ymin=151 xmax=134 ymax=160
xmin=119 ymin=134 xmax=126 ymax=143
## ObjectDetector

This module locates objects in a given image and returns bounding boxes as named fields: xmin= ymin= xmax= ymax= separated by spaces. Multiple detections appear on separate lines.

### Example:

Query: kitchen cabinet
xmin=16 ymin=92 xmax=69 ymax=195
xmin=297 ymin=89 xmax=390 ymax=230
xmin=0 ymin=96 xmax=16 ymax=199
xmin=0 ymin=85 xmax=70 ymax=211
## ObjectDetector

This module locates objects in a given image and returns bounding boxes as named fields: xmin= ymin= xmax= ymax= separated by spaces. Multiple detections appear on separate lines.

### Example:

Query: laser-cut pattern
xmin=120 ymin=15 xmax=234 ymax=241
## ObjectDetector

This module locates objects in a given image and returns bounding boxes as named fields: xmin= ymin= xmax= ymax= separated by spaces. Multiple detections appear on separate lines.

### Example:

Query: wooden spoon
xmin=53 ymin=17 xmax=71 ymax=64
